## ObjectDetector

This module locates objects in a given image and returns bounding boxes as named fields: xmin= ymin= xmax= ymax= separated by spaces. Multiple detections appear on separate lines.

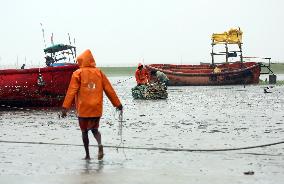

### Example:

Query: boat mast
xmin=40 ymin=23 xmax=47 ymax=48
xmin=239 ymin=43 xmax=243 ymax=62
xmin=211 ymin=43 xmax=215 ymax=65
xmin=225 ymin=43 xmax=228 ymax=63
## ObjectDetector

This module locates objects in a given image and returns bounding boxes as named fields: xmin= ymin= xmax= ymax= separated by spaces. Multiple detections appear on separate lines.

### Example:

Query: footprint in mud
xmin=197 ymin=124 xmax=207 ymax=129
xmin=264 ymin=130 xmax=271 ymax=133
xmin=180 ymin=122 xmax=193 ymax=126
xmin=208 ymin=129 xmax=225 ymax=133
xmin=171 ymin=125 xmax=181 ymax=129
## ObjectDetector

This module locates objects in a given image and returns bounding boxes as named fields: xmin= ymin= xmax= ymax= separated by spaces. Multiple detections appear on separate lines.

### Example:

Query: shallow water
xmin=0 ymin=76 xmax=284 ymax=183
xmin=260 ymin=74 xmax=284 ymax=81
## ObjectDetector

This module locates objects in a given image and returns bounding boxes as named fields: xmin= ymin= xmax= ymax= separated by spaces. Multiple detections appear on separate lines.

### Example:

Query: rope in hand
xmin=116 ymin=109 xmax=124 ymax=147
xmin=115 ymin=108 xmax=127 ymax=158
xmin=117 ymin=109 xmax=123 ymax=139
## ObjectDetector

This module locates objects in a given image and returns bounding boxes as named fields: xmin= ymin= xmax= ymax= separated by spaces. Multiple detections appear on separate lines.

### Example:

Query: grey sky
xmin=0 ymin=0 xmax=283 ymax=67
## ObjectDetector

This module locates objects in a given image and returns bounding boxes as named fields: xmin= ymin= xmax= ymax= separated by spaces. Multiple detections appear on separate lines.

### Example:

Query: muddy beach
xmin=0 ymin=76 xmax=284 ymax=184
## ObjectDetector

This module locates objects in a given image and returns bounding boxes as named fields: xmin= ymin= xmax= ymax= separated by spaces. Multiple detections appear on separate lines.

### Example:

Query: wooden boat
xmin=0 ymin=44 xmax=78 ymax=107
xmin=146 ymin=62 xmax=260 ymax=86
xmin=146 ymin=28 xmax=261 ymax=86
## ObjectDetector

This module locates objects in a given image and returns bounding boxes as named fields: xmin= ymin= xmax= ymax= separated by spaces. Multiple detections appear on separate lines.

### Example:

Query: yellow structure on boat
xmin=212 ymin=28 xmax=243 ymax=44
xmin=211 ymin=27 xmax=243 ymax=63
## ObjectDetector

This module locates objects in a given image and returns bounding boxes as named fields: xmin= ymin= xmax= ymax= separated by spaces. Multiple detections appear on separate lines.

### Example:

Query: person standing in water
xmin=61 ymin=49 xmax=123 ymax=160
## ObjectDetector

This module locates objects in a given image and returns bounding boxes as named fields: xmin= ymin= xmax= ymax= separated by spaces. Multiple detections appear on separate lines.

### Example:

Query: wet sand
xmin=0 ymin=76 xmax=284 ymax=183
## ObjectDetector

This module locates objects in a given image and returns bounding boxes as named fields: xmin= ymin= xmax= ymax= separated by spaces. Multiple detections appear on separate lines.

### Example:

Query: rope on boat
xmin=0 ymin=139 xmax=283 ymax=153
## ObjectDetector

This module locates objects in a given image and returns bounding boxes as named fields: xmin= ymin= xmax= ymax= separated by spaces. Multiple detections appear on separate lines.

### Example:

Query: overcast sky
xmin=0 ymin=0 xmax=283 ymax=67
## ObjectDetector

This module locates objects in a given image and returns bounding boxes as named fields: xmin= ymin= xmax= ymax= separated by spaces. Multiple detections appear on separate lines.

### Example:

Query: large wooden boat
xmin=146 ymin=28 xmax=261 ymax=86
xmin=146 ymin=62 xmax=260 ymax=86
xmin=0 ymin=44 xmax=78 ymax=107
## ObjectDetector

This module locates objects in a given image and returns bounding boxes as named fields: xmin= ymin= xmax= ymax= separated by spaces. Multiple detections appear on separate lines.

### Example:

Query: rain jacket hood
xmin=76 ymin=49 xmax=96 ymax=68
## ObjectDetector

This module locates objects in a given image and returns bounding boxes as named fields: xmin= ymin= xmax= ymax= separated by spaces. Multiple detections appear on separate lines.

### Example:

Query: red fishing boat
xmin=0 ymin=44 xmax=78 ymax=107
xmin=146 ymin=28 xmax=261 ymax=86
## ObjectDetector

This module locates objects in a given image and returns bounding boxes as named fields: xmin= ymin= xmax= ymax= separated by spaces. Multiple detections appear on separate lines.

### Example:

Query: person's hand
xmin=116 ymin=104 xmax=123 ymax=111
xmin=61 ymin=108 xmax=68 ymax=118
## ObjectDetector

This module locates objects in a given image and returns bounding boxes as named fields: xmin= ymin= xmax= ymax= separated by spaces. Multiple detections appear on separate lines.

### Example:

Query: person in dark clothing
xmin=150 ymin=70 xmax=169 ymax=85
xmin=21 ymin=64 xmax=25 ymax=69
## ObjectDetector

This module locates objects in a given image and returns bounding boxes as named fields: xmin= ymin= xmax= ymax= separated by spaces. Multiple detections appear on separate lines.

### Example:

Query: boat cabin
xmin=44 ymin=44 xmax=76 ymax=66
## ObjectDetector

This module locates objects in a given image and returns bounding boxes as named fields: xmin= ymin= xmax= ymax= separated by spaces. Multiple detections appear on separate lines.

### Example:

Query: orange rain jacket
xmin=135 ymin=63 xmax=149 ymax=85
xmin=62 ymin=49 xmax=121 ymax=117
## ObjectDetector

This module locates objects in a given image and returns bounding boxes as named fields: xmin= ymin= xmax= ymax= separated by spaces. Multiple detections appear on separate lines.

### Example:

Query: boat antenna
xmin=51 ymin=33 xmax=54 ymax=45
xmin=16 ymin=55 xmax=19 ymax=68
xmin=40 ymin=23 xmax=47 ymax=48
xmin=68 ymin=33 xmax=72 ymax=45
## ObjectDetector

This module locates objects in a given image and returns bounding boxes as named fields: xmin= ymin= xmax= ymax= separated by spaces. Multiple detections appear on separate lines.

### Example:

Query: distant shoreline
xmin=261 ymin=63 xmax=284 ymax=74
xmin=99 ymin=66 xmax=137 ymax=76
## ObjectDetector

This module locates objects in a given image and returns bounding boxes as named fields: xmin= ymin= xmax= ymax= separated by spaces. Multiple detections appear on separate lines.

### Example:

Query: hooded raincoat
xmin=62 ymin=49 xmax=121 ymax=117
xmin=135 ymin=63 xmax=149 ymax=85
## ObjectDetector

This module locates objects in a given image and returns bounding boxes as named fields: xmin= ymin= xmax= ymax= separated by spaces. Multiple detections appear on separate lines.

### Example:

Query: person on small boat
xmin=135 ymin=63 xmax=149 ymax=85
xmin=45 ymin=55 xmax=55 ymax=66
xmin=213 ymin=66 xmax=221 ymax=73
xmin=150 ymin=70 xmax=169 ymax=85
xmin=61 ymin=49 xmax=123 ymax=160
xmin=21 ymin=64 xmax=25 ymax=69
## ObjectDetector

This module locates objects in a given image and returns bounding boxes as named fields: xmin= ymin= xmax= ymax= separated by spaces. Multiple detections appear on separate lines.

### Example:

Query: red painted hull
xmin=0 ymin=64 xmax=78 ymax=107
xmin=146 ymin=62 xmax=261 ymax=86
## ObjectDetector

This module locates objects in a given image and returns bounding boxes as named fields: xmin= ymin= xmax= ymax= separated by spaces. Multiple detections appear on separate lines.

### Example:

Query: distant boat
xmin=0 ymin=44 xmax=78 ymax=107
xmin=146 ymin=62 xmax=260 ymax=86
xmin=146 ymin=28 xmax=261 ymax=86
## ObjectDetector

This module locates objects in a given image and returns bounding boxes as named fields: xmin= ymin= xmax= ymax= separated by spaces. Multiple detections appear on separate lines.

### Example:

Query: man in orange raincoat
xmin=61 ymin=49 xmax=123 ymax=160
xmin=135 ymin=63 xmax=149 ymax=85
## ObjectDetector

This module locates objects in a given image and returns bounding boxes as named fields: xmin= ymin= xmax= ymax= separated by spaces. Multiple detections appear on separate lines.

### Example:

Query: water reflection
xmin=82 ymin=160 xmax=104 ymax=175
